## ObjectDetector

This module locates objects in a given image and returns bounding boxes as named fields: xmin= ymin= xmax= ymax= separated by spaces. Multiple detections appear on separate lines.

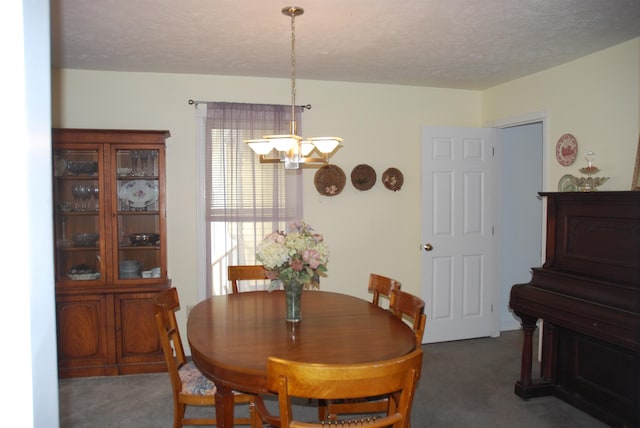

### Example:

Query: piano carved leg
xmin=514 ymin=312 xmax=554 ymax=399
xmin=517 ymin=314 xmax=537 ymax=388
xmin=540 ymin=321 xmax=557 ymax=382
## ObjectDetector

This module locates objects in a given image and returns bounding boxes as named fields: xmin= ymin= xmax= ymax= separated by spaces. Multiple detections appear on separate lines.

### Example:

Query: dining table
xmin=187 ymin=289 xmax=417 ymax=428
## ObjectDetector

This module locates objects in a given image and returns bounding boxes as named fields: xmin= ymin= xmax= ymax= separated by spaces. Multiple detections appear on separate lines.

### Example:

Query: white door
xmin=421 ymin=126 xmax=495 ymax=343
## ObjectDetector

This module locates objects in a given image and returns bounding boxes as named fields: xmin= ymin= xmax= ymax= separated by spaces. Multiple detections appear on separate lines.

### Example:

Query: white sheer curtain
xmin=204 ymin=102 xmax=303 ymax=296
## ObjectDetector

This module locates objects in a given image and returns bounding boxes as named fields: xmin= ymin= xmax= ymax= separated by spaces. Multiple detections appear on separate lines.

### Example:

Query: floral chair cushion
xmin=179 ymin=361 xmax=216 ymax=396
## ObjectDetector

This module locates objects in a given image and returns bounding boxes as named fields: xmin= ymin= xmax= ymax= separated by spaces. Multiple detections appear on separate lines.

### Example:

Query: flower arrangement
xmin=256 ymin=221 xmax=329 ymax=290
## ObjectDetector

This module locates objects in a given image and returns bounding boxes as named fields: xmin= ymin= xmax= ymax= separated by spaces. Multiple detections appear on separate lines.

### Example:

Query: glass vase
xmin=283 ymin=280 xmax=303 ymax=322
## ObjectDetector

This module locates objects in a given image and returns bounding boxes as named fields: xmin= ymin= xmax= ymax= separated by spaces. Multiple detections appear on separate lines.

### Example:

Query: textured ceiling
xmin=50 ymin=0 xmax=640 ymax=90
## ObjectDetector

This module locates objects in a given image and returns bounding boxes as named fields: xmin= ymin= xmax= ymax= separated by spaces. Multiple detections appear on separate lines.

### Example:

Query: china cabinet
xmin=52 ymin=128 xmax=170 ymax=378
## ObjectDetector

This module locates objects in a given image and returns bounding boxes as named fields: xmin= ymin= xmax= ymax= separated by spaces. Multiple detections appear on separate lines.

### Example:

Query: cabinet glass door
xmin=53 ymin=148 xmax=104 ymax=283
xmin=115 ymin=149 xmax=162 ymax=280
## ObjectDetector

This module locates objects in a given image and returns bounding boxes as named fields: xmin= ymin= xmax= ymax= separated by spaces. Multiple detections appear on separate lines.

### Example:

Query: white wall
xmin=52 ymin=38 xmax=640 ymax=342
xmin=483 ymin=38 xmax=640 ymax=191
xmin=2 ymin=0 xmax=59 ymax=426
xmin=52 ymin=71 xmax=482 ymax=337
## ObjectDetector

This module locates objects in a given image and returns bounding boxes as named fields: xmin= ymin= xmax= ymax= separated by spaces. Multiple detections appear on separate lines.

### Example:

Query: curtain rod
xmin=187 ymin=99 xmax=311 ymax=110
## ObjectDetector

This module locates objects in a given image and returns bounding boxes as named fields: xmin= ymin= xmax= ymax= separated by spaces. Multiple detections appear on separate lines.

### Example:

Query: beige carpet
xmin=58 ymin=330 xmax=607 ymax=427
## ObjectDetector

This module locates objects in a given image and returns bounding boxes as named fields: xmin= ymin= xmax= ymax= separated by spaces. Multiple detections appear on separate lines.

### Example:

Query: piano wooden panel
xmin=510 ymin=191 xmax=640 ymax=428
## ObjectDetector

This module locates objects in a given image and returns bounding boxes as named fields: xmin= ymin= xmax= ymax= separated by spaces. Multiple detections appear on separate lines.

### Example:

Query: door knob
xmin=423 ymin=243 xmax=433 ymax=251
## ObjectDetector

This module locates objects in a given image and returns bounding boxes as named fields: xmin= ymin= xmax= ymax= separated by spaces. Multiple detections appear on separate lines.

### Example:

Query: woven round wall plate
xmin=350 ymin=164 xmax=376 ymax=191
xmin=314 ymin=164 xmax=346 ymax=196
xmin=382 ymin=167 xmax=404 ymax=191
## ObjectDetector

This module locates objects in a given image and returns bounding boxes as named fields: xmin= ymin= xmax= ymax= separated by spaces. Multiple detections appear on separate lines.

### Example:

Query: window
xmin=200 ymin=102 xmax=303 ymax=296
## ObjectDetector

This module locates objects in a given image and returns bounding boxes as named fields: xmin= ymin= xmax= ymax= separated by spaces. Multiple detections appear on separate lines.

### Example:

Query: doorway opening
xmin=496 ymin=122 xmax=544 ymax=331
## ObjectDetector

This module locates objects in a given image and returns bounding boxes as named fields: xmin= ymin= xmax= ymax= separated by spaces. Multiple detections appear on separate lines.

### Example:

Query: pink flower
xmin=302 ymin=249 xmax=321 ymax=269
xmin=264 ymin=231 xmax=285 ymax=244
xmin=290 ymin=258 xmax=304 ymax=271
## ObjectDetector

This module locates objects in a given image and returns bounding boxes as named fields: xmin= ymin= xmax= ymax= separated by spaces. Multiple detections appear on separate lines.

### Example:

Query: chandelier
xmin=245 ymin=6 xmax=343 ymax=169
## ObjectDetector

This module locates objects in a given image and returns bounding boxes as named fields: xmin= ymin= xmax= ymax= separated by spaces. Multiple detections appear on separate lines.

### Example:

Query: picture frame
xmin=633 ymin=134 xmax=640 ymax=191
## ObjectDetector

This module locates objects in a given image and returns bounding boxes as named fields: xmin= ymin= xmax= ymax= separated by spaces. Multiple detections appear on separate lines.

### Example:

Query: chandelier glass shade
xmin=244 ymin=6 xmax=343 ymax=169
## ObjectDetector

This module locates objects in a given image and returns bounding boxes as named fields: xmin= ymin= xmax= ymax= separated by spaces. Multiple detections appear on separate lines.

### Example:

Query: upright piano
xmin=510 ymin=191 xmax=640 ymax=427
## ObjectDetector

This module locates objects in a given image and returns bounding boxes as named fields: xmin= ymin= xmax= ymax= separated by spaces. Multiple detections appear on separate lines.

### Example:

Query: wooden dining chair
xmin=368 ymin=273 xmax=401 ymax=307
xmin=316 ymin=273 xmax=401 ymax=420
xmin=322 ymin=288 xmax=426 ymax=422
xmin=153 ymin=287 xmax=254 ymax=427
xmin=389 ymin=288 xmax=427 ymax=345
xmin=252 ymin=348 xmax=423 ymax=428
xmin=228 ymin=265 xmax=269 ymax=293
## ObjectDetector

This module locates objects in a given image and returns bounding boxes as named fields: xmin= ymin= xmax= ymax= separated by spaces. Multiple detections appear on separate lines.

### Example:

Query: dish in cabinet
xmin=68 ymin=272 xmax=101 ymax=280
xmin=118 ymin=180 xmax=159 ymax=209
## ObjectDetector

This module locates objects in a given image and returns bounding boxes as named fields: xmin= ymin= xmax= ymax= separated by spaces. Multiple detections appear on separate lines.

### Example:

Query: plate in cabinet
xmin=118 ymin=180 xmax=159 ymax=209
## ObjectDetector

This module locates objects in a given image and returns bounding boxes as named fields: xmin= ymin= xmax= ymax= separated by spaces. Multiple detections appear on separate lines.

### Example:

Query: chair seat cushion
xmin=179 ymin=362 xmax=216 ymax=396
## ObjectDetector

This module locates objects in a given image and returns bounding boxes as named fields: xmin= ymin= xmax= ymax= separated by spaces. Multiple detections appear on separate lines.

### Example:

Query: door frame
xmin=486 ymin=111 xmax=548 ymax=337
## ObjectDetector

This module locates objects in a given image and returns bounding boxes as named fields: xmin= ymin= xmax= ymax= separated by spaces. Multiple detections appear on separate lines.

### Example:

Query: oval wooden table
xmin=187 ymin=290 xmax=417 ymax=428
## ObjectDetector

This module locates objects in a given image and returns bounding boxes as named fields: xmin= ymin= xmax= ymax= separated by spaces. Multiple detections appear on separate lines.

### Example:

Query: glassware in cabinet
xmin=52 ymin=148 xmax=105 ymax=283
xmin=116 ymin=212 xmax=161 ymax=280
xmin=115 ymin=146 xmax=162 ymax=281
xmin=116 ymin=148 xmax=160 ymax=178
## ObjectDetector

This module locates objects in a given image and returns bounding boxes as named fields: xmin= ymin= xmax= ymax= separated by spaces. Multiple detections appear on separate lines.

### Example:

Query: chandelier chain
xmin=290 ymin=11 xmax=297 ymax=134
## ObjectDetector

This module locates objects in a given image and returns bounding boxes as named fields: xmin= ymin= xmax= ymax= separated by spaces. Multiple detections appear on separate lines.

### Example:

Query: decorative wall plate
xmin=350 ymin=164 xmax=376 ymax=191
xmin=555 ymin=134 xmax=578 ymax=166
xmin=558 ymin=174 xmax=577 ymax=192
xmin=314 ymin=165 xmax=346 ymax=196
xmin=382 ymin=167 xmax=404 ymax=191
